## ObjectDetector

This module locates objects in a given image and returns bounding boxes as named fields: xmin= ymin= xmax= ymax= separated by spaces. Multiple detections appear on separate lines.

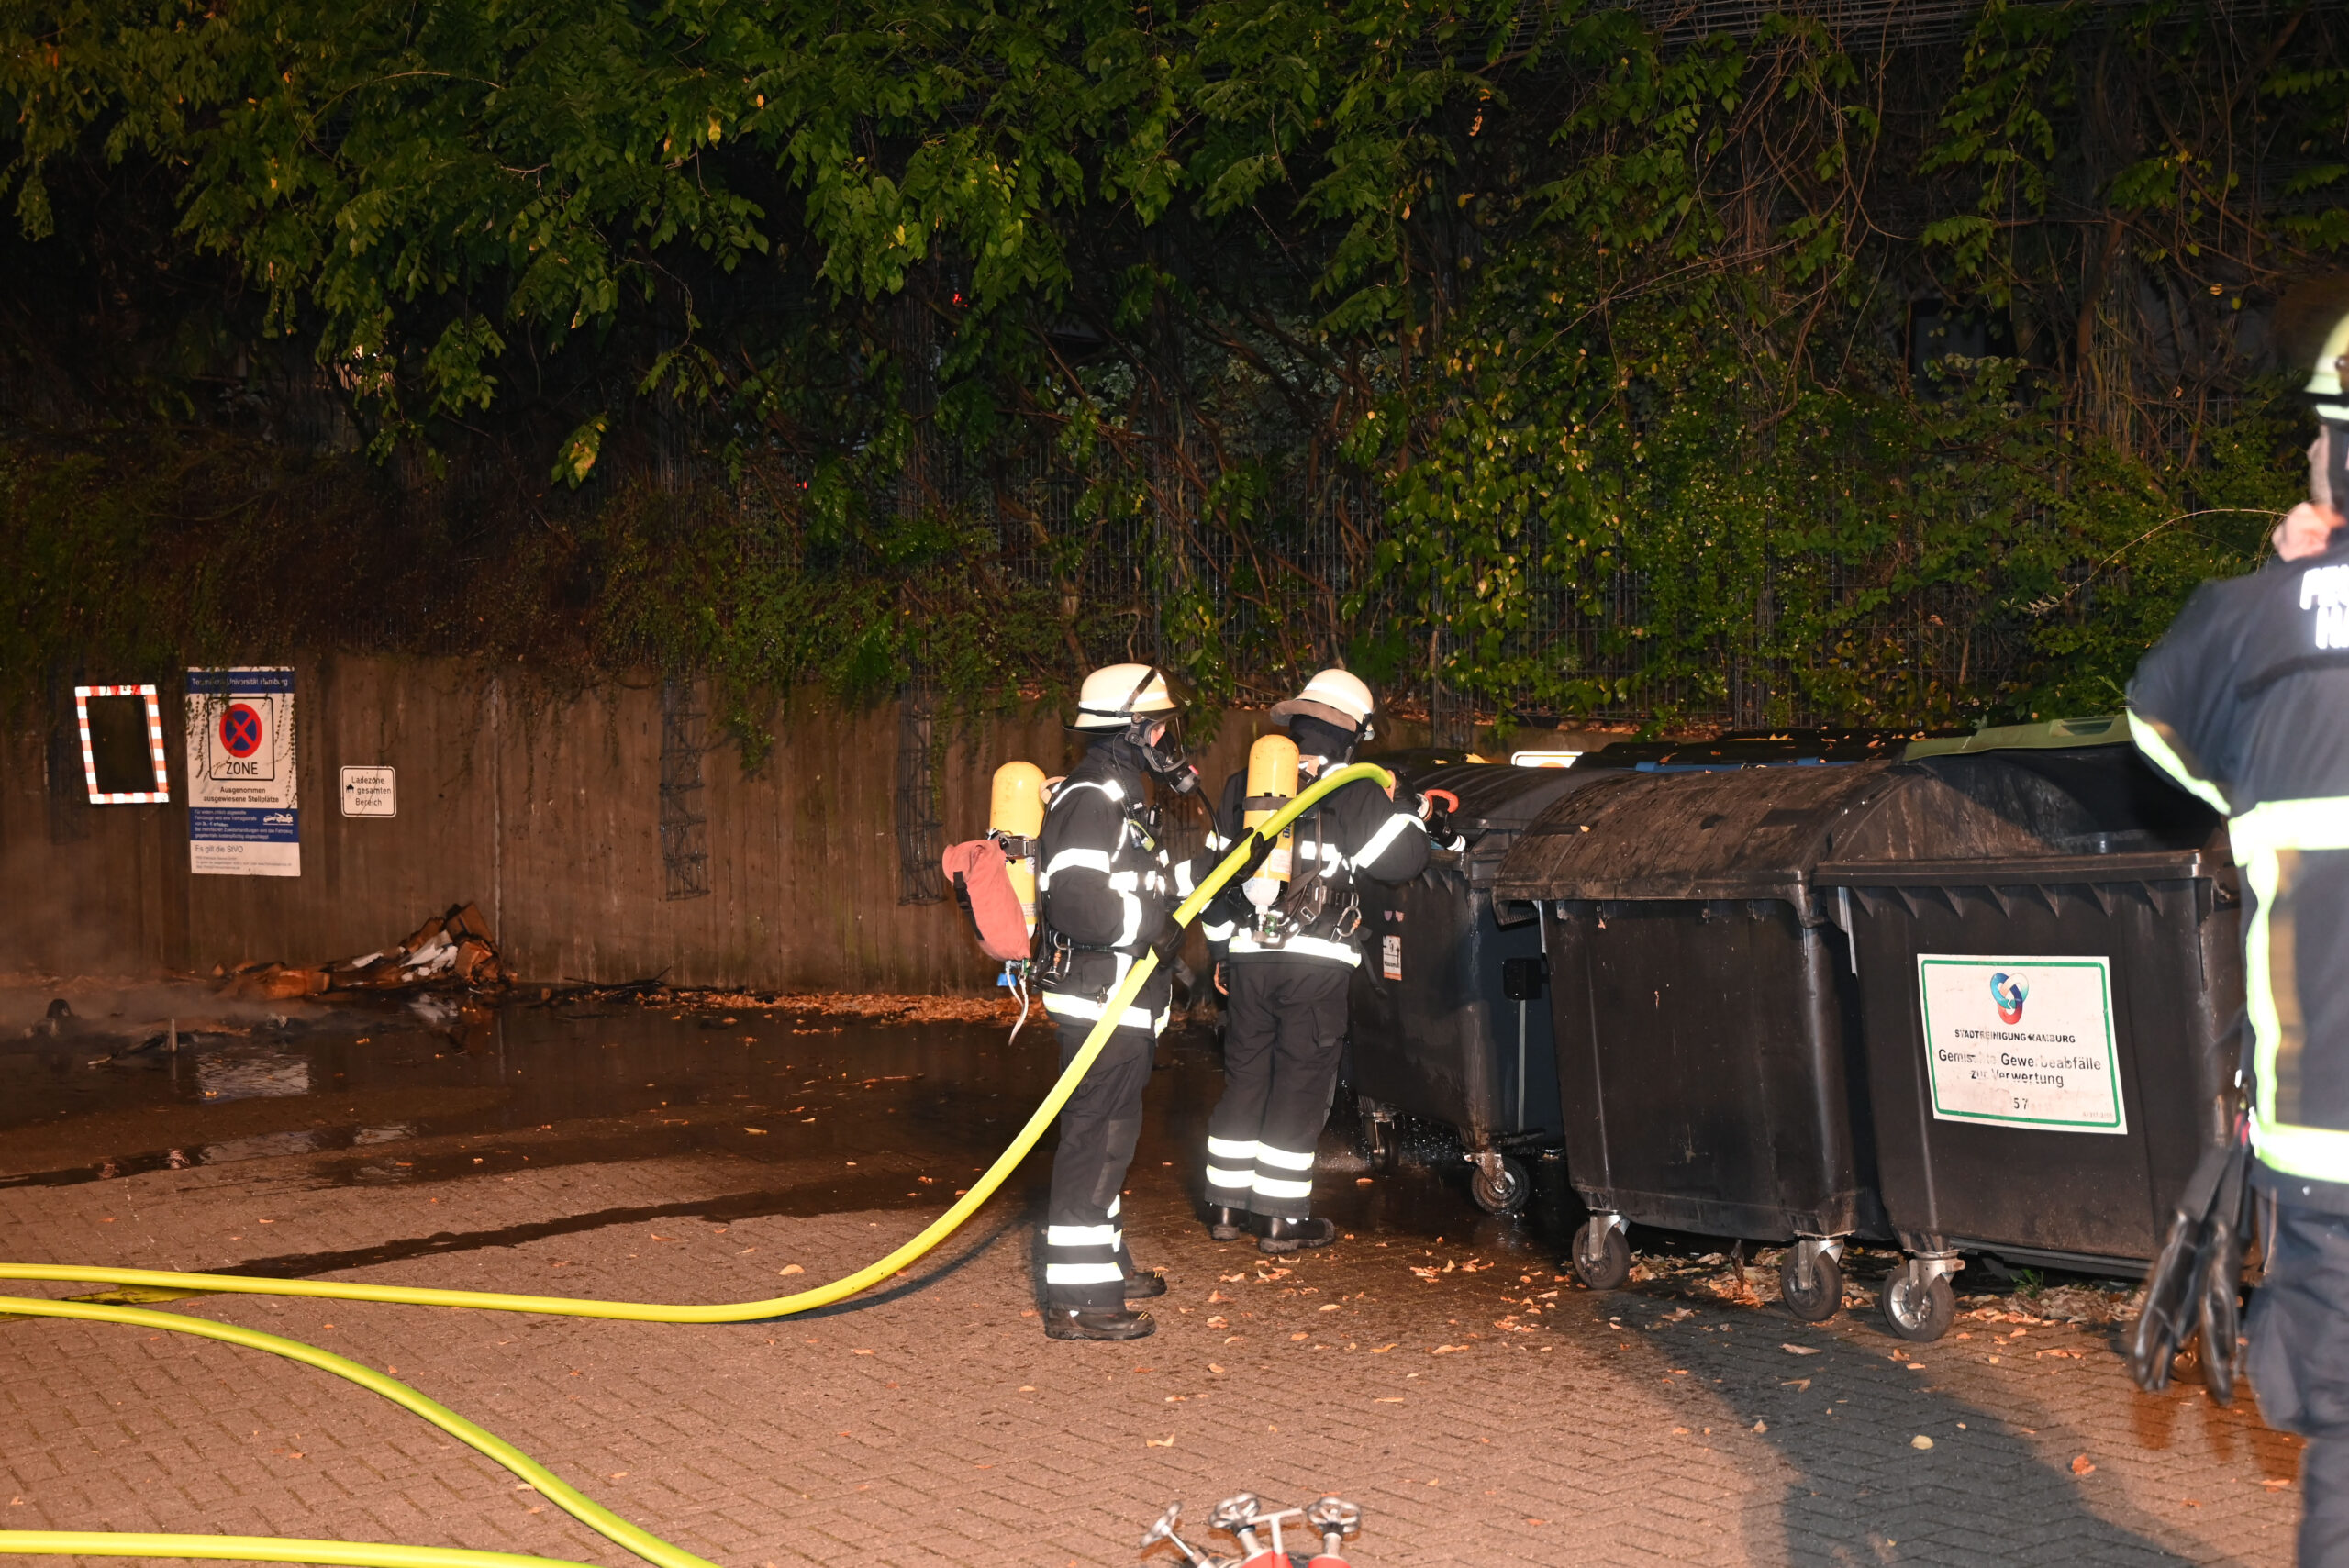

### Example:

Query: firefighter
xmin=1197 ymin=670 xmax=1444 ymax=1253
xmin=2130 ymin=277 xmax=2349 ymax=1565
xmin=1034 ymin=663 xmax=1218 ymax=1340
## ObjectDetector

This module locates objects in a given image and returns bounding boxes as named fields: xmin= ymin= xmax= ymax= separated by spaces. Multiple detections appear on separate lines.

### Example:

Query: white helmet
xmin=1069 ymin=663 xmax=1182 ymax=732
xmin=1270 ymin=668 xmax=1376 ymax=738
xmin=2278 ymin=278 xmax=2349 ymax=420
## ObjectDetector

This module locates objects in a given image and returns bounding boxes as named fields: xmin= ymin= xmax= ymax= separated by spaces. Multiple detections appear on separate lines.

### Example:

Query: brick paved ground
xmin=0 ymin=1022 xmax=2310 ymax=1568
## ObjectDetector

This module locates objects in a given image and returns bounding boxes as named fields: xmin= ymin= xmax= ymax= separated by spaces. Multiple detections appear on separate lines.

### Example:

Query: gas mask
xmin=1131 ymin=719 xmax=1198 ymax=795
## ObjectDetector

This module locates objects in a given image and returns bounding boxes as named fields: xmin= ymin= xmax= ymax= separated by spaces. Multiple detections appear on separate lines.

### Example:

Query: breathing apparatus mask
xmin=1130 ymin=715 xmax=1199 ymax=795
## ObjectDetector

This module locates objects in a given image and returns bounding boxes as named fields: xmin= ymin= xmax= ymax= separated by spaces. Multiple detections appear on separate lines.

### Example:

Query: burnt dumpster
xmin=1814 ymin=719 xmax=2239 ymax=1340
xmin=1491 ymin=762 xmax=1902 ymax=1319
xmin=1346 ymin=762 xmax=1612 ymax=1214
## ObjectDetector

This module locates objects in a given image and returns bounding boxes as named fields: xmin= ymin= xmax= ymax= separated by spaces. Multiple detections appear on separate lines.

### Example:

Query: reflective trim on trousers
xmin=1254 ymin=1143 xmax=1314 ymax=1173
xmin=1206 ymin=1165 xmax=1254 ymax=1191
xmin=1207 ymin=1136 xmax=1260 ymax=1160
xmin=1044 ymin=1262 xmax=1126 ymax=1285
xmin=1041 ymin=992 xmax=1170 ymax=1034
xmin=1229 ymin=934 xmax=1362 ymax=965
xmin=1047 ymin=1224 xmax=1119 ymax=1248
xmin=2232 ymin=795 xmax=2349 ymax=1184
xmin=1253 ymin=1173 xmax=1313 ymax=1201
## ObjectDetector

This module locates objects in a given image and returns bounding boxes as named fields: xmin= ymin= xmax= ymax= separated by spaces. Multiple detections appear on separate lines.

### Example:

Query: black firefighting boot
xmin=1043 ymin=1306 xmax=1158 ymax=1341
xmin=1257 ymin=1216 xmax=1337 ymax=1255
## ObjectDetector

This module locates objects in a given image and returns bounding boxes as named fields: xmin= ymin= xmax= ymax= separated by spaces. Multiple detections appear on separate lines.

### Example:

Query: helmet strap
xmin=2325 ymin=419 xmax=2349 ymax=517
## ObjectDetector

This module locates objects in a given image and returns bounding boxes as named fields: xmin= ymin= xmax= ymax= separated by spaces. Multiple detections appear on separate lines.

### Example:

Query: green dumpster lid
xmin=1901 ymin=714 xmax=2131 ymax=760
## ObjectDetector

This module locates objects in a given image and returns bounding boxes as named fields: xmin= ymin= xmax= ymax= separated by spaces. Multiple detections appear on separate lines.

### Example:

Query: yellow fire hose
xmin=0 ymin=762 xmax=1394 ymax=1568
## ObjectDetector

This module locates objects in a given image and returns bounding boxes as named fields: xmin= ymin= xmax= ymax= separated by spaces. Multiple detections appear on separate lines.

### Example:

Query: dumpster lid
xmin=1582 ymin=728 xmax=1945 ymax=772
xmin=1492 ymin=761 xmax=1902 ymax=905
xmin=1815 ymin=741 xmax=2224 ymax=886
xmin=1901 ymin=714 xmax=2129 ymax=759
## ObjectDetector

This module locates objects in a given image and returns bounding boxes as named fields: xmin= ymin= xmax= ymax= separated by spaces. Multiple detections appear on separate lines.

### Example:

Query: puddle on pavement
xmin=0 ymin=994 xmax=1557 ymax=1256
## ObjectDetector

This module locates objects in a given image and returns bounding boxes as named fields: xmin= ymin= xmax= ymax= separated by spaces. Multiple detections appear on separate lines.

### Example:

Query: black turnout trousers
xmin=1042 ymin=1017 xmax=1153 ymax=1310
xmin=2251 ymin=1203 xmax=2349 ymax=1566
xmin=1208 ymin=957 xmax=1352 ymax=1220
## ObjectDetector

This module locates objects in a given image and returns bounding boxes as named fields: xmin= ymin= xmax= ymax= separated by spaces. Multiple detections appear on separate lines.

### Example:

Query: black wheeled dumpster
xmin=1346 ymin=761 xmax=1611 ymax=1215
xmin=1814 ymin=717 xmax=2240 ymax=1341
xmin=1492 ymin=762 xmax=1904 ymax=1320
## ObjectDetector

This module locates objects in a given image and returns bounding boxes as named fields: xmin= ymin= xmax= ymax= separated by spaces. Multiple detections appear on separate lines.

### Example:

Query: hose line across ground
xmin=0 ymin=762 xmax=1395 ymax=1568
xmin=0 ymin=1295 xmax=720 ymax=1568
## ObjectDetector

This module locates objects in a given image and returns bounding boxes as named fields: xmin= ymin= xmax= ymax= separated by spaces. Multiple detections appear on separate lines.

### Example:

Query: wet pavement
xmin=0 ymin=984 xmax=2310 ymax=1566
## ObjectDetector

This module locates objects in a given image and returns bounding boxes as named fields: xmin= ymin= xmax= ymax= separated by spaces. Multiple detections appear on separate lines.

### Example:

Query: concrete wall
xmin=3 ymin=659 xmax=1307 ymax=993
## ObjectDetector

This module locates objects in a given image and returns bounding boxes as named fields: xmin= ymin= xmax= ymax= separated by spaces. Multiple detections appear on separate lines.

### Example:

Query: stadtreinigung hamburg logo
xmin=1989 ymin=970 xmax=2030 ymax=1027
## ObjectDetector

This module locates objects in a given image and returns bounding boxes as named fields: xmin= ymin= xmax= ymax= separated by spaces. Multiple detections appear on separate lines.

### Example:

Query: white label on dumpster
xmin=1916 ymin=954 xmax=2125 ymax=1134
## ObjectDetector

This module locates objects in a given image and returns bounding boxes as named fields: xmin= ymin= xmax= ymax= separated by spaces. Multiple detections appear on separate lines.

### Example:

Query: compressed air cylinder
xmin=1241 ymin=733 xmax=1299 ymax=913
xmin=990 ymin=762 xmax=1047 ymax=938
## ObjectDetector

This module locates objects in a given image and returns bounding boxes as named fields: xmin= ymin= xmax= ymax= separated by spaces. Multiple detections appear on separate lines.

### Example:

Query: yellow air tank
xmin=990 ymin=761 xmax=1047 ymax=939
xmin=1241 ymin=732 xmax=1300 ymax=915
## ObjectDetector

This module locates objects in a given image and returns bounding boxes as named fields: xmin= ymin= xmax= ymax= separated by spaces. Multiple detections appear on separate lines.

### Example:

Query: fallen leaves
xmin=1911 ymin=1436 xmax=1935 ymax=1451
xmin=1431 ymin=1344 xmax=1466 ymax=1355
xmin=1782 ymin=1344 xmax=1821 ymax=1356
xmin=778 ymin=1264 xmax=805 ymax=1276
xmin=1145 ymin=1436 xmax=1174 ymax=1449
xmin=2072 ymin=1455 xmax=2097 ymax=1476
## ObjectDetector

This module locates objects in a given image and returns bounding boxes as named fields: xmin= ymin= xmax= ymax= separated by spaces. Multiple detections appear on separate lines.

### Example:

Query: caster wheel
xmin=1571 ymin=1218 xmax=1631 ymax=1291
xmin=1470 ymin=1155 xmax=1531 ymax=1217
xmin=1881 ymin=1261 xmax=1957 ymax=1342
xmin=1354 ymin=1100 xmax=1398 ymax=1173
xmin=1778 ymin=1249 xmax=1843 ymax=1323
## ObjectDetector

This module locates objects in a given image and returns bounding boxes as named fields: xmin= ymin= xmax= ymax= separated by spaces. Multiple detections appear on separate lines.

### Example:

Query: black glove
xmin=1227 ymin=828 xmax=1276 ymax=882
xmin=1146 ymin=921 xmax=1186 ymax=969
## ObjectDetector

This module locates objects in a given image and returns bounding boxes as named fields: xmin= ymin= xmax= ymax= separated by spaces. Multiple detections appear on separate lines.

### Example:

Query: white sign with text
xmin=340 ymin=765 xmax=397 ymax=818
xmin=1917 ymin=954 xmax=2125 ymax=1134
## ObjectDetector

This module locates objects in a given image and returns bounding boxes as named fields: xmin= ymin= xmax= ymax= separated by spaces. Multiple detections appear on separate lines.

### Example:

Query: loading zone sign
xmin=1917 ymin=955 xmax=2124 ymax=1134
xmin=185 ymin=667 xmax=299 ymax=877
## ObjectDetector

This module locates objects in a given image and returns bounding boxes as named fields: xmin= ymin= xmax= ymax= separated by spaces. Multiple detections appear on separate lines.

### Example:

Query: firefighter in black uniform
xmin=1034 ymin=663 xmax=1225 ymax=1340
xmin=1197 ymin=670 xmax=1444 ymax=1253
xmin=2132 ymin=278 xmax=2349 ymax=1566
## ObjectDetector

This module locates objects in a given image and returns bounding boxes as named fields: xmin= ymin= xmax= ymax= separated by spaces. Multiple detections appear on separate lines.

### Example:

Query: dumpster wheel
xmin=1570 ymin=1215 xmax=1631 ymax=1290
xmin=1880 ymin=1259 xmax=1959 ymax=1342
xmin=1468 ymin=1152 xmax=1530 ymax=1217
xmin=1777 ymin=1241 xmax=1844 ymax=1323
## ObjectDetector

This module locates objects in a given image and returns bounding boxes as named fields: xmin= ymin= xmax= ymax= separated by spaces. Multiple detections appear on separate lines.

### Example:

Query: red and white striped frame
xmin=72 ymin=684 xmax=171 ymax=805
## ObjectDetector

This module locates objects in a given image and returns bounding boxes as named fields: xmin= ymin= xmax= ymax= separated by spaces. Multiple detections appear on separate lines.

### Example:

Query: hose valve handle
xmin=1209 ymin=1493 xmax=1264 ymax=1553
xmin=1306 ymin=1496 xmax=1361 ymax=1553
xmin=1141 ymin=1501 xmax=1210 ymax=1565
